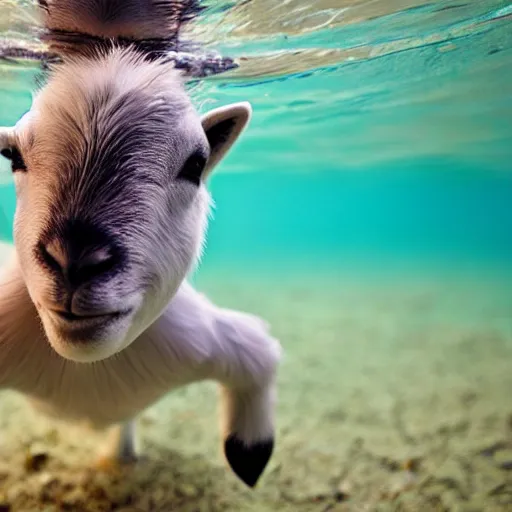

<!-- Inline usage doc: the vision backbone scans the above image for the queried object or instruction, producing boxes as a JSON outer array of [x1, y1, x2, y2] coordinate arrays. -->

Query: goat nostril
[[37, 240, 119, 286], [37, 241, 63, 273], [80, 247, 113, 268], [69, 248, 117, 286]]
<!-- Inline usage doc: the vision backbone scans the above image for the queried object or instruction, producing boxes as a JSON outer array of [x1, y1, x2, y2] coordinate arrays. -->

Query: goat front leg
[[132, 282, 281, 487], [209, 308, 281, 488]]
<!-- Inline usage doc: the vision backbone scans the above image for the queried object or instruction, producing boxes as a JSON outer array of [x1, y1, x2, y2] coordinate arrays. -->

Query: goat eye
[[176, 151, 208, 186], [1, 147, 27, 173]]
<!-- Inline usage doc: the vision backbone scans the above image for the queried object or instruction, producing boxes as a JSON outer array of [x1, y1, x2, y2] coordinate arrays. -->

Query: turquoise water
[[1, 1, 511, 276]]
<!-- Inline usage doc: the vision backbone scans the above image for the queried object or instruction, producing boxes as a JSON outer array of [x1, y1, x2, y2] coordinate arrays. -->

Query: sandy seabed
[[0, 244, 511, 511]]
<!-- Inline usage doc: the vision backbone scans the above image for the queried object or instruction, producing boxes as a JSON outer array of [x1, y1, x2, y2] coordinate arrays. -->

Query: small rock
[[24, 443, 50, 473], [176, 483, 198, 499], [402, 457, 422, 472], [333, 490, 349, 502], [337, 479, 353, 496], [38, 471, 55, 486], [24, 452, 49, 473]]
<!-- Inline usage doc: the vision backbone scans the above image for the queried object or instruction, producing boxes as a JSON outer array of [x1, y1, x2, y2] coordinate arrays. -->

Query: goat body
[[0, 0, 280, 489]]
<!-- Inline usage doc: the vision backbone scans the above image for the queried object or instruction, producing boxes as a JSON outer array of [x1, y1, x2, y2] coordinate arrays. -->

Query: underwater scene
[[0, 0, 512, 510]]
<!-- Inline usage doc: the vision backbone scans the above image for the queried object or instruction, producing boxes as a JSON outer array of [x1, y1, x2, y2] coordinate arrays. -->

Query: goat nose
[[38, 237, 118, 288]]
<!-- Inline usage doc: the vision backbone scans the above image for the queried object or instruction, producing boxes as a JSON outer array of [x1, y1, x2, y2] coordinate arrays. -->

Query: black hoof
[[224, 434, 274, 488]]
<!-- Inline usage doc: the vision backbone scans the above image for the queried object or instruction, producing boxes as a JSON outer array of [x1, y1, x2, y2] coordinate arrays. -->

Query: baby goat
[[0, 0, 280, 489]]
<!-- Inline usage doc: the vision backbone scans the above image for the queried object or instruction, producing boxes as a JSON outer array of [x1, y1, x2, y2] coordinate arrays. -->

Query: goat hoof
[[224, 434, 274, 488]]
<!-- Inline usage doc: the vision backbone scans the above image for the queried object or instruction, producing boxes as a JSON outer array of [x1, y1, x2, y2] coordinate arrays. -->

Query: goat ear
[[0, 127, 13, 151], [0, 128, 14, 168], [201, 102, 252, 179], [0, 110, 33, 153]]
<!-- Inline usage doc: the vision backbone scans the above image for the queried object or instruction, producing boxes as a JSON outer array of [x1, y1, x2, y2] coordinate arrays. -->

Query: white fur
[[0, 249, 281, 450]]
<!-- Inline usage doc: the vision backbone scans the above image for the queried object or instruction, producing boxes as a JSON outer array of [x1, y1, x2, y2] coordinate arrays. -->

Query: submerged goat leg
[[0, 253, 281, 488]]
